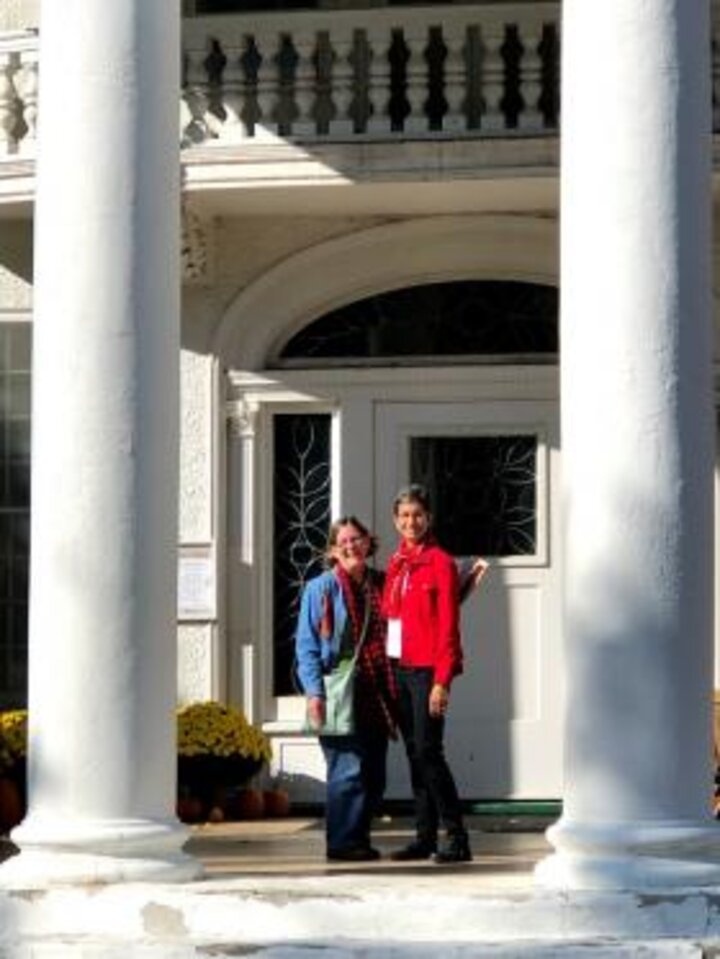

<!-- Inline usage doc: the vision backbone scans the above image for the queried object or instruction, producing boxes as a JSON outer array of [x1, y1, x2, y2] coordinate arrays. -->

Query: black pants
[[394, 665, 465, 843]]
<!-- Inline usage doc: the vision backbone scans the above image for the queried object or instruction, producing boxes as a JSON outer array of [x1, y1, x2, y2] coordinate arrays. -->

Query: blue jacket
[[295, 570, 351, 699]]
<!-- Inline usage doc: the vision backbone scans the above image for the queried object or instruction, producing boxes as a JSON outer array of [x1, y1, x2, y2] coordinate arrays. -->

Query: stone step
[[0, 938, 711, 958], [2, 877, 720, 957]]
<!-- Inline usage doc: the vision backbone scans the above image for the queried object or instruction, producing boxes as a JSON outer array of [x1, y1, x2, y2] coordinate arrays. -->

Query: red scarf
[[385, 536, 436, 618]]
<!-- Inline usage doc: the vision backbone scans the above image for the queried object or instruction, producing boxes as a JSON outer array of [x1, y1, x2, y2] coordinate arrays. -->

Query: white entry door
[[374, 400, 562, 799]]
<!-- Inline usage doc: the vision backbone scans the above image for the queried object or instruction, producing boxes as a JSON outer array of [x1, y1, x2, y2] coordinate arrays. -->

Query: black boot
[[432, 831, 472, 863], [390, 837, 437, 861]]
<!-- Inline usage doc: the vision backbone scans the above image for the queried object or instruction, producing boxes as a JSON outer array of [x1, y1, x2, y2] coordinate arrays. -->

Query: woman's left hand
[[429, 683, 449, 717]]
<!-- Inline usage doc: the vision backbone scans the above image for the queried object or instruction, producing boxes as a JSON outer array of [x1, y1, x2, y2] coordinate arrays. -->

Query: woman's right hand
[[307, 696, 326, 730]]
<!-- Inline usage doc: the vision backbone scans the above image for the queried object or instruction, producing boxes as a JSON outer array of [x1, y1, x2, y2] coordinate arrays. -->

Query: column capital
[[227, 396, 260, 439]]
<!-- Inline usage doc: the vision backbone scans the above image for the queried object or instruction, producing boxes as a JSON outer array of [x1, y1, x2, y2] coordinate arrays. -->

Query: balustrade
[[181, 4, 561, 143], [5, 4, 720, 157]]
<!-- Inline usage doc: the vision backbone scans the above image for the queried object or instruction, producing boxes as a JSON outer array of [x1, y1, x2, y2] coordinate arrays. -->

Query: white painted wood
[[537, 0, 720, 890], [374, 400, 562, 799], [1, 0, 198, 886]]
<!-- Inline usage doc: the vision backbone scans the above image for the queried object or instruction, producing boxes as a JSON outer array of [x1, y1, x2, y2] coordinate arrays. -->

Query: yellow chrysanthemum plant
[[0, 709, 28, 777], [176, 701, 272, 765]]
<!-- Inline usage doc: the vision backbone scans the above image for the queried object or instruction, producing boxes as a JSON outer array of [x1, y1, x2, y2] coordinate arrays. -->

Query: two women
[[296, 487, 478, 863]]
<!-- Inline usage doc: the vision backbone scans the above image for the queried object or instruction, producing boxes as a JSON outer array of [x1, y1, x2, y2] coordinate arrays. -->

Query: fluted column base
[[536, 818, 720, 891], [0, 816, 201, 888]]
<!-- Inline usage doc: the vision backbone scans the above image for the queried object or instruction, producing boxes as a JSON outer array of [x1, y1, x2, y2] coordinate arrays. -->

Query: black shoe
[[326, 845, 381, 862], [432, 833, 472, 863], [389, 839, 437, 862]]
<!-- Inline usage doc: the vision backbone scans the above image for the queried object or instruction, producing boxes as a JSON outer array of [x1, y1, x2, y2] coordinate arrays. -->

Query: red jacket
[[382, 539, 463, 688]]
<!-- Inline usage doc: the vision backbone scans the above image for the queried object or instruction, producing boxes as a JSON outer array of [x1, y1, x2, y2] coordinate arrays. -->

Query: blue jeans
[[394, 665, 465, 844], [320, 727, 388, 853]]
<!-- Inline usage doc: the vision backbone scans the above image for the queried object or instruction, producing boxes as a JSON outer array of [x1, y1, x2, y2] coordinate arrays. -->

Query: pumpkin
[[230, 787, 265, 820], [263, 788, 291, 818], [176, 796, 204, 823]]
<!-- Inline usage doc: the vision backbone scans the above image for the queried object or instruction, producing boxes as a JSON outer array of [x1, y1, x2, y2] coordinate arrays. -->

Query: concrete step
[[0, 938, 712, 958]]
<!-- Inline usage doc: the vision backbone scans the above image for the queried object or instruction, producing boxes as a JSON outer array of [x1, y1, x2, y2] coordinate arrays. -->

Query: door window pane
[[273, 413, 331, 695], [410, 434, 537, 557]]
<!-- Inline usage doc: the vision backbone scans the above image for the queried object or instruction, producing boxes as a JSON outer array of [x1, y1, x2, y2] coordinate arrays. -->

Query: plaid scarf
[[334, 565, 398, 737]]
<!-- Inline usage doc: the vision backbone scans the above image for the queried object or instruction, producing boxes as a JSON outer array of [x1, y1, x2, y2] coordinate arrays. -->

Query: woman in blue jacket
[[295, 516, 397, 861]]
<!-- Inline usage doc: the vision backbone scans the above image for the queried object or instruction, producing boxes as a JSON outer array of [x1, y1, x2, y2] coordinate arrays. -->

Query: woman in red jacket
[[382, 484, 471, 863]]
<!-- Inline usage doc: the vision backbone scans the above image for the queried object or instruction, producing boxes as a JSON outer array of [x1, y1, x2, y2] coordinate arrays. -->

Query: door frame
[[226, 364, 559, 719]]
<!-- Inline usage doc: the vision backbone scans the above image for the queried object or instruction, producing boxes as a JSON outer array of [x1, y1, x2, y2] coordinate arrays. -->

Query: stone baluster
[[0, 52, 18, 156], [518, 19, 543, 132], [293, 29, 318, 137], [16, 48, 38, 154], [480, 21, 506, 132], [255, 30, 280, 139], [329, 27, 355, 136], [404, 24, 430, 134], [221, 45, 250, 141], [182, 46, 213, 143], [442, 24, 467, 133], [366, 25, 392, 135]]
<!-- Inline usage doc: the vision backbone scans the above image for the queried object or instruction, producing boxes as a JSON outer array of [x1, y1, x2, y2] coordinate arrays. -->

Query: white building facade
[[0, 0, 719, 892]]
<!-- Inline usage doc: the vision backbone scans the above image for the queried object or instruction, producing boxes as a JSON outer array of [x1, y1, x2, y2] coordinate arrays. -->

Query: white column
[[1, 0, 200, 885], [537, 0, 720, 890]]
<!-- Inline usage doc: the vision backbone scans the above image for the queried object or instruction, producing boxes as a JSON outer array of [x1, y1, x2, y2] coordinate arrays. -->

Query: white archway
[[213, 214, 559, 368]]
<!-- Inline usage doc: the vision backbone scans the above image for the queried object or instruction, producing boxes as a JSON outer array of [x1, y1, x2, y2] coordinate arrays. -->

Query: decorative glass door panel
[[410, 435, 537, 557], [273, 413, 331, 696]]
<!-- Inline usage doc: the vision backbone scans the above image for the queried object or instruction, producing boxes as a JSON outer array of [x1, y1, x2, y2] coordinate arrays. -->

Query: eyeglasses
[[335, 535, 367, 548]]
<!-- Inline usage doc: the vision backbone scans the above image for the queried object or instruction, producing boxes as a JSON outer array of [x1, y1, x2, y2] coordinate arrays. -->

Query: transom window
[[276, 281, 558, 366]]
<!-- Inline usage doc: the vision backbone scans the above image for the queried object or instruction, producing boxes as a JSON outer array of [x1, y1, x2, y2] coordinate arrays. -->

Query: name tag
[[386, 618, 402, 658]]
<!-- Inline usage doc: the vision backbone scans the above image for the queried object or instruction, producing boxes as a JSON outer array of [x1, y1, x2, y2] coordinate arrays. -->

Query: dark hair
[[324, 515, 379, 566], [392, 483, 432, 516]]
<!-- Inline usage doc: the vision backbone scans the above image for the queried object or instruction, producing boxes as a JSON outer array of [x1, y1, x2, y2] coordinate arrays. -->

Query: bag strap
[[349, 581, 373, 666]]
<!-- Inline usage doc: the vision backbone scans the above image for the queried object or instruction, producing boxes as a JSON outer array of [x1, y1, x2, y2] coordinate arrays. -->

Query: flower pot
[[0, 777, 23, 833]]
